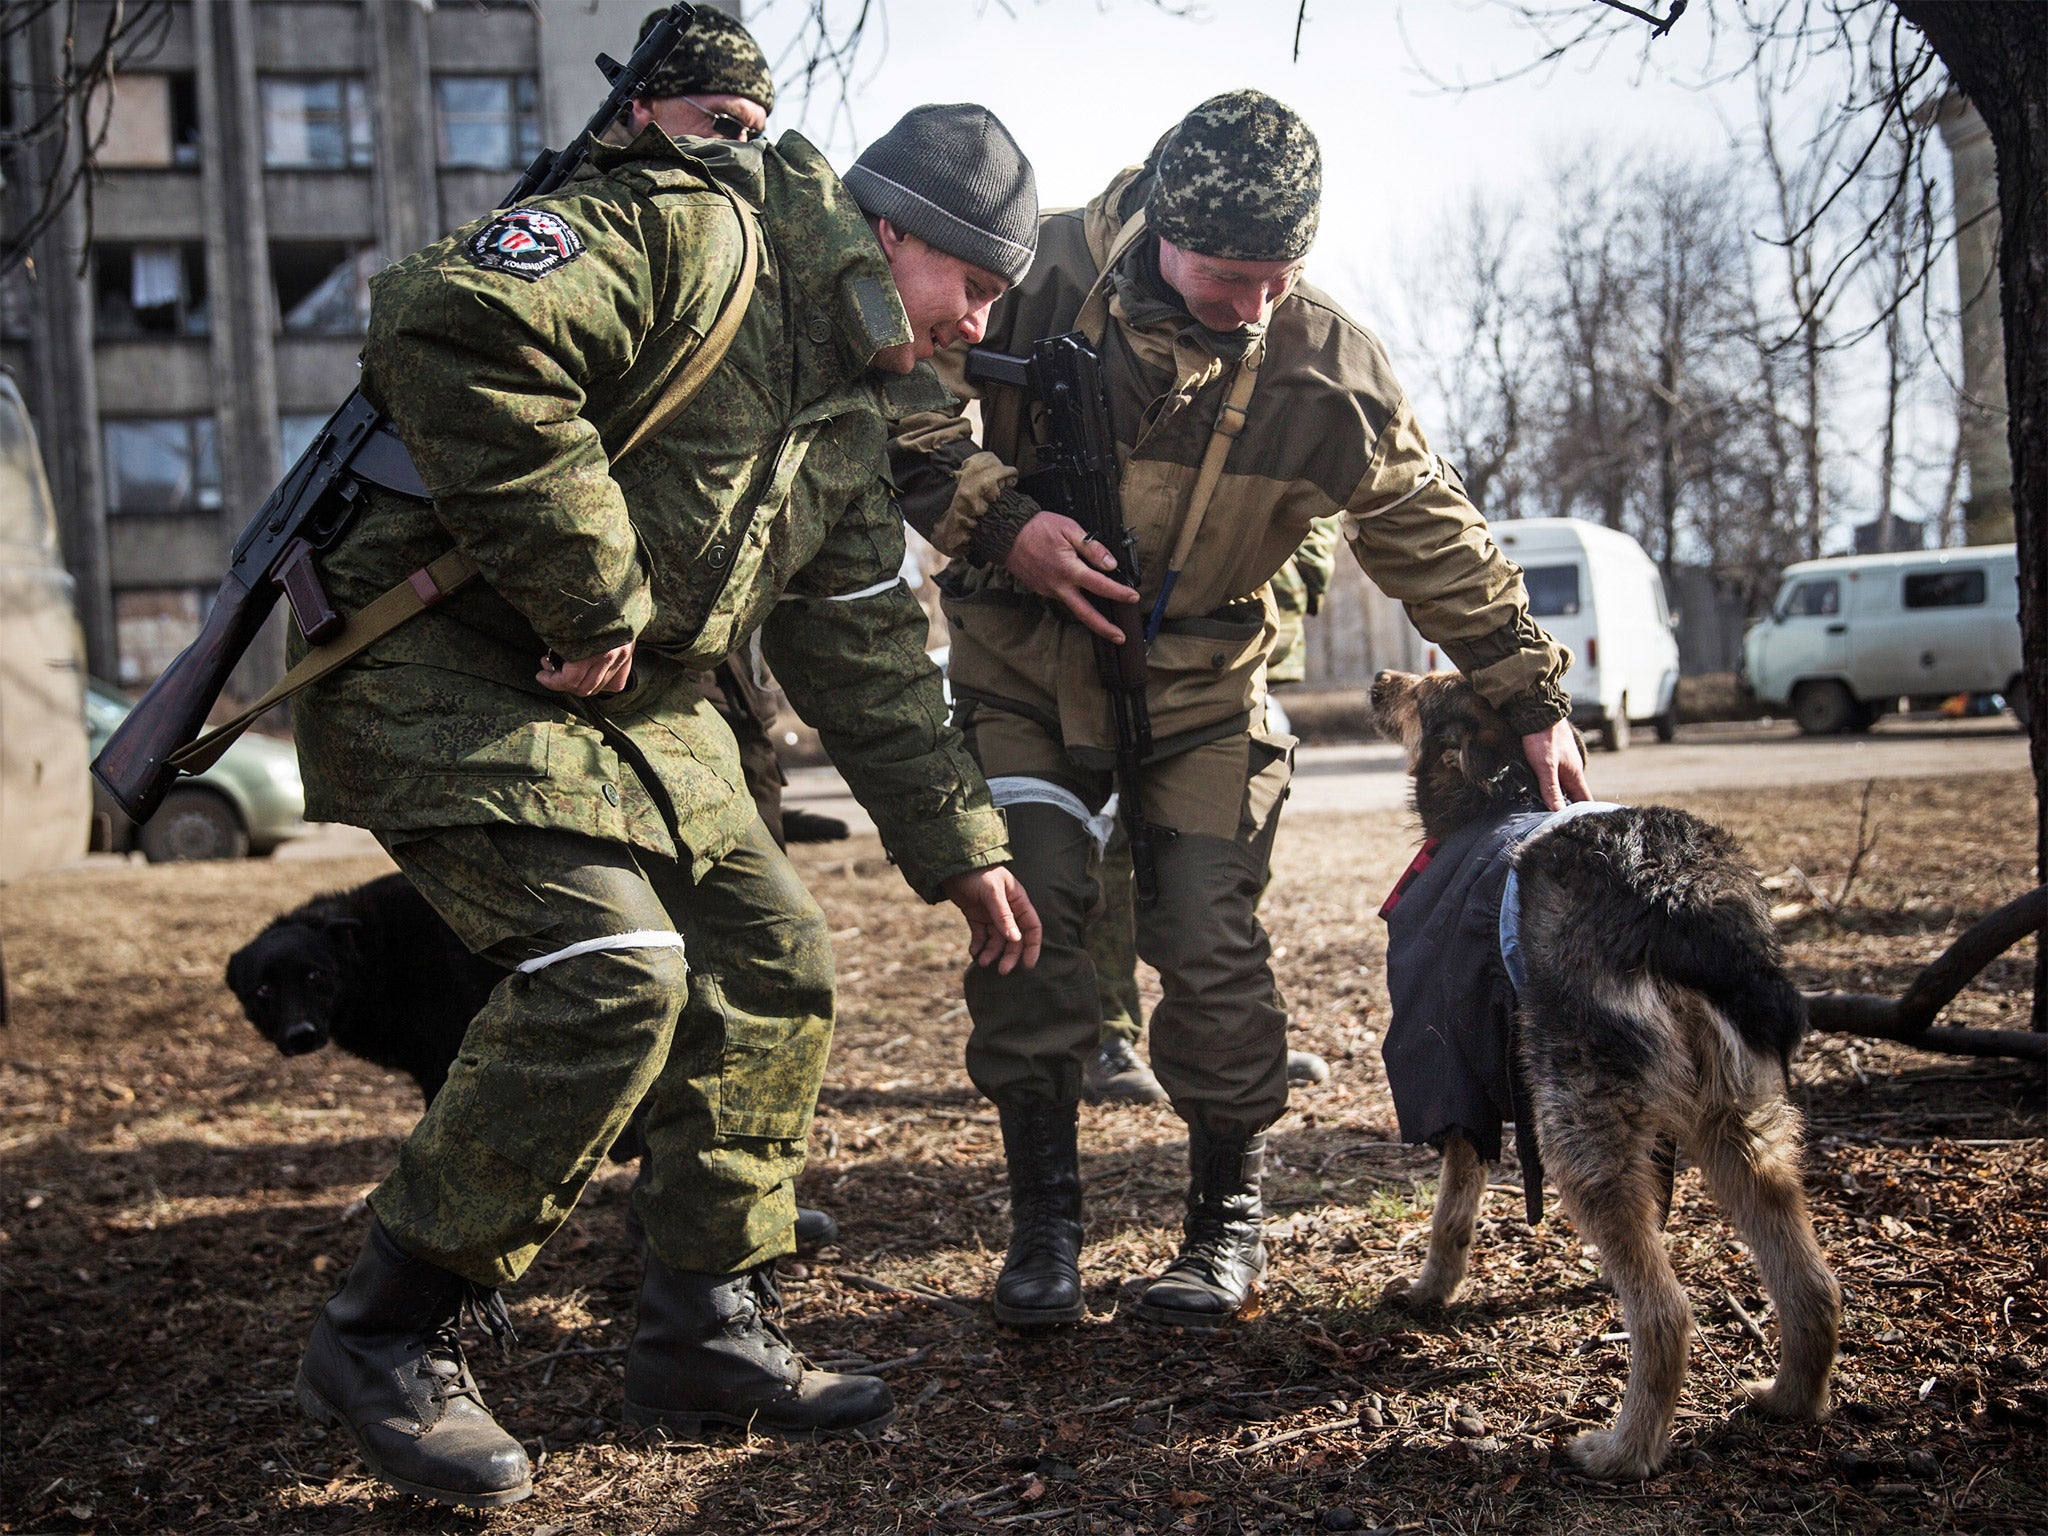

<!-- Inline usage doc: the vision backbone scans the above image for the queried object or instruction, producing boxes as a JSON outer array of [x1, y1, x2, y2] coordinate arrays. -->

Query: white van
[[1491, 518, 1681, 751], [1741, 546, 2022, 735]]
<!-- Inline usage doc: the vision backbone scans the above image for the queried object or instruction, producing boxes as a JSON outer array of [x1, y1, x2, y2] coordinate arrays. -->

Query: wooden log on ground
[[1803, 887, 2046, 1061]]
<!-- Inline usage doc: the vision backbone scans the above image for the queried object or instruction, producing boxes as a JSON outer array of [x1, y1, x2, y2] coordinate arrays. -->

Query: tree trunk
[[1891, 4, 2048, 1034]]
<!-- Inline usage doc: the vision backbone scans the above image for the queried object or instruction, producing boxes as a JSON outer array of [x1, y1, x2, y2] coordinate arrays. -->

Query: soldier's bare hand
[[1005, 512, 1139, 644], [941, 866, 1043, 974], [1521, 719, 1590, 811], [538, 640, 637, 697]]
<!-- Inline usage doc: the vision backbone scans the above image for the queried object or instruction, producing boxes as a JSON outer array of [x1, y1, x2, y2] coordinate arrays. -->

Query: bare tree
[[1, 0, 175, 274], [1390, 194, 1539, 519]]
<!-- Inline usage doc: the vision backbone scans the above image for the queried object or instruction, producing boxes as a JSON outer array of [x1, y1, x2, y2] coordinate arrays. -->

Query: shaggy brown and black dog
[[1368, 669, 1840, 1481]]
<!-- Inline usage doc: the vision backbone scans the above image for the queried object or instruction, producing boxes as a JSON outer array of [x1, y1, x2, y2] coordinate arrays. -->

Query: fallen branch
[[1803, 886, 2046, 1060], [1722, 1287, 1772, 1353], [1232, 1415, 1360, 1455]]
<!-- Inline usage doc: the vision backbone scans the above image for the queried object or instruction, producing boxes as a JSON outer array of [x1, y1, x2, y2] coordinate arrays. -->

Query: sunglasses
[[685, 98, 763, 142]]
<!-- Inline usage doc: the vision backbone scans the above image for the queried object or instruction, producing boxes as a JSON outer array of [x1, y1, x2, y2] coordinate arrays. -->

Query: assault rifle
[[965, 332, 1165, 905], [91, 2, 700, 826]]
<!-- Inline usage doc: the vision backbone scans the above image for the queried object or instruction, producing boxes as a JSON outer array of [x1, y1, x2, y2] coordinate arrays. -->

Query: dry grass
[[1, 772, 2043, 1535]]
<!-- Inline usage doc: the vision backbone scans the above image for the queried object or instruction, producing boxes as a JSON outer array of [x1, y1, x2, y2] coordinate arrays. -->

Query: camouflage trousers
[[962, 710, 1293, 1136], [1087, 831, 1142, 1045], [369, 820, 833, 1288]]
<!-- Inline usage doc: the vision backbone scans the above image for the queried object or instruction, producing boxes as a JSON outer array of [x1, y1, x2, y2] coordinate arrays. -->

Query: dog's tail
[[1522, 809, 1807, 1071], [1646, 919, 1808, 1074]]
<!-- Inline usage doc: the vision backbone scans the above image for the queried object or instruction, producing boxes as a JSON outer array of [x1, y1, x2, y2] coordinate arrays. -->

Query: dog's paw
[[1381, 1274, 1452, 1311], [1564, 1429, 1663, 1483], [1740, 1377, 1831, 1422]]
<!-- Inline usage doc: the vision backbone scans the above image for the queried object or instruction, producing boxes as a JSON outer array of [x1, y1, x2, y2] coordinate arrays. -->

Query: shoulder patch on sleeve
[[464, 209, 586, 282]]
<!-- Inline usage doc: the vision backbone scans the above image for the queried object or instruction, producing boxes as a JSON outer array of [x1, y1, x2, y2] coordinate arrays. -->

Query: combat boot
[[1082, 1037, 1168, 1105], [1133, 1129, 1267, 1329], [992, 1101, 1085, 1326], [294, 1218, 531, 1509], [623, 1257, 894, 1440]]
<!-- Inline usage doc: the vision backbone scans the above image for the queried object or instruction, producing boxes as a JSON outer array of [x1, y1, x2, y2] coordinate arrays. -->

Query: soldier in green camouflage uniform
[[290, 82, 1044, 1507], [891, 91, 1587, 1334]]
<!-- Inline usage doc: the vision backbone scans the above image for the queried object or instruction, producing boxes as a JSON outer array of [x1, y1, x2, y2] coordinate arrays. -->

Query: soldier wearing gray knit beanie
[[844, 104, 1039, 285]]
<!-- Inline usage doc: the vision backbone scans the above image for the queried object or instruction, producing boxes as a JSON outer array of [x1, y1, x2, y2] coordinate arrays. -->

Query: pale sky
[[742, 0, 1818, 311], [731, 0, 1962, 546]]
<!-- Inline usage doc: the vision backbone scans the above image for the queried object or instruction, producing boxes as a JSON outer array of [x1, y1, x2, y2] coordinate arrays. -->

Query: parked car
[[0, 372, 90, 886], [85, 682, 312, 860], [1492, 518, 1682, 751], [1741, 545, 2022, 735]]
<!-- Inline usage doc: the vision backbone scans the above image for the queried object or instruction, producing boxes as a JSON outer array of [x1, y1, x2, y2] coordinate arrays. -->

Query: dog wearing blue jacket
[[1368, 670, 1839, 1481]]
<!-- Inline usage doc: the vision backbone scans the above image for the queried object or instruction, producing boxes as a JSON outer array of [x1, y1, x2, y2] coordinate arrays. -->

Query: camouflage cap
[[636, 8, 775, 113], [1145, 90, 1321, 262]]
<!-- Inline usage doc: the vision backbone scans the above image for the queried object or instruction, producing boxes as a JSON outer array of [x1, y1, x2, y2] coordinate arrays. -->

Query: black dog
[[227, 875, 841, 1248], [226, 873, 502, 1104]]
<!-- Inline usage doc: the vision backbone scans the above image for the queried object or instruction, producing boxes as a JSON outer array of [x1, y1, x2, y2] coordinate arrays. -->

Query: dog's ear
[[1457, 731, 1517, 792]]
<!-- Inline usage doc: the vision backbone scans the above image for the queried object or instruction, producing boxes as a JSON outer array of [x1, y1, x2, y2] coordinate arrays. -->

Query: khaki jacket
[[293, 129, 1006, 897], [891, 165, 1570, 762]]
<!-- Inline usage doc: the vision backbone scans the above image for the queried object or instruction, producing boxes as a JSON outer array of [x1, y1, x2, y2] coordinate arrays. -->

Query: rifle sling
[[1144, 341, 1262, 642], [168, 179, 760, 779]]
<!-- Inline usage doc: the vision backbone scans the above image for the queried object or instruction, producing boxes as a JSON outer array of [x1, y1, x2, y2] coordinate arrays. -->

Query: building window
[[1902, 568, 1988, 609], [273, 242, 378, 334], [115, 588, 209, 687], [91, 72, 202, 168], [260, 77, 373, 170], [278, 412, 330, 467], [103, 417, 221, 514], [434, 75, 540, 169], [93, 244, 210, 338]]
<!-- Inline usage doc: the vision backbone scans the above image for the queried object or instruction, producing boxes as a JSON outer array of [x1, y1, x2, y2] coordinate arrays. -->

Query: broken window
[[260, 76, 373, 169], [272, 242, 378, 334], [93, 244, 210, 338], [91, 72, 201, 167], [433, 75, 540, 169]]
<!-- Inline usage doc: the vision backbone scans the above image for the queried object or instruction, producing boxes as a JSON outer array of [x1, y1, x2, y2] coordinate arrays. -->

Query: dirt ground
[[2, 771, 2044, 1536]]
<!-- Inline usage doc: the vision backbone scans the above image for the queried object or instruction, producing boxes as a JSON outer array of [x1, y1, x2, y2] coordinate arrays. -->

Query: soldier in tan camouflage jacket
[[288, 93, 1043, 1506], [889, 91, 1587, 1334]]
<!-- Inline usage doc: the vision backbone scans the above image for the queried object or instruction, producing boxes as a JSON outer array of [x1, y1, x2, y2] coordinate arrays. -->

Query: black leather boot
[[793, 1206, 840, 1251], [1134, 1128, 1267, 1329], [295, 1218, 531, 1508], [622, 1257, 894, 1440], [992, 1101, 1085, 1326]]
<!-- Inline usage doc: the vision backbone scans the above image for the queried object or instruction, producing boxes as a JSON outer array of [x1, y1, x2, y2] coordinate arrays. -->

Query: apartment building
[[1, 0, 737, 696]]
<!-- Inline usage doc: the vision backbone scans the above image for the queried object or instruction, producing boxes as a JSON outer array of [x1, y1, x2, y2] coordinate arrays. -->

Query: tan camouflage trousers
[[369, 820, 833, 1288], [962, 711, 1293, 1136]]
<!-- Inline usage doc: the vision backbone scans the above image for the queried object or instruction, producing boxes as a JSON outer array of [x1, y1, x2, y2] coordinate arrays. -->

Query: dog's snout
[[279, 1022, 325, 1056]]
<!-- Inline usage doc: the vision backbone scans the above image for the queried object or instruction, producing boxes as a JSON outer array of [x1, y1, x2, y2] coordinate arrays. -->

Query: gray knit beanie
[[843, 104, 1038, 283]]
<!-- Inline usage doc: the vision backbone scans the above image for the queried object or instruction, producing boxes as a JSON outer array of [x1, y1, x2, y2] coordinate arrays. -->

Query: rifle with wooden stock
[[91, 1, 700, 826], [965, 332, 1166, 906]]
